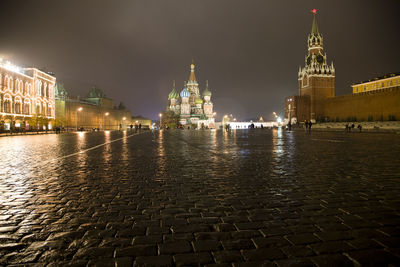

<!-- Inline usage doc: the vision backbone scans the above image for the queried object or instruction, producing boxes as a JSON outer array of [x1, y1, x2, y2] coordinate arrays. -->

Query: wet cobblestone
[[0, 129, 400, 266]]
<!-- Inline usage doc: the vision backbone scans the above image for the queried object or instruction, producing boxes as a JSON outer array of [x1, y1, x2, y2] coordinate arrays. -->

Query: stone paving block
[[231, 230, 262, 239], [87, 258, 116, 267], [221, 216, 250, 224], [134, 255, 173, 266], [132, 235, 162, 245], [310, 254, 354, 267], [212, 250, 243, 263], [221, 239, 255, 250], [314, 230, 352, 242], [373, 237, 400, 248], [159, 241, 192, 254], [252, 236, 290, 248], [26, 240, 67, 250], [274, 258, 316, 267], [195, 232, 231, 241], [284, 233, 321, 245], [242, 248, 286, 261], [189, 217, 220, 224], [310, 241, 354, 255], [171, 224, 212, 233], [114, 245, 158, 257], [146, 226, 170, 235], [233, 261, 275, 267], [213, 223, 236, 232], [163, 233, 194, 242], [281, 245, 315, 257], [173, 252, 213, 265], [0, 243, 25, 251], [73, 247, 114, 259], [98, 237, 130, 248], [234, 222, 266, 231], [192, 240, 222, 252], [260, 227, 291, 237], [344, 249, 400, 266]]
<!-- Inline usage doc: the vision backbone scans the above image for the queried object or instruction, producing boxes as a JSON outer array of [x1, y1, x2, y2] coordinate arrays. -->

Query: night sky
[[1, 1, 399, 121]]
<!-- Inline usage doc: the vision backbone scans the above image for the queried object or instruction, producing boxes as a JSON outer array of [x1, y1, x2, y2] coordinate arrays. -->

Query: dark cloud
[[1, 0, 399, 120]]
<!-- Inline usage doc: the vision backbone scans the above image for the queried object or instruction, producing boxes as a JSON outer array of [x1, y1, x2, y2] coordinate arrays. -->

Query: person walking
[[288, 121, 292, 132], [308, 121, 312, 133], [305, 120, 309, 133]]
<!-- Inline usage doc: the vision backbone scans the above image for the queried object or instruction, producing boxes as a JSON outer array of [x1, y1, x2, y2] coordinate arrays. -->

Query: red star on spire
[[312, 9, 317, 14]]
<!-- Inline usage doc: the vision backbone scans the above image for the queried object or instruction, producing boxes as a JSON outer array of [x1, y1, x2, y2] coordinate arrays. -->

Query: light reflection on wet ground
[[0, 129, 400, 265]]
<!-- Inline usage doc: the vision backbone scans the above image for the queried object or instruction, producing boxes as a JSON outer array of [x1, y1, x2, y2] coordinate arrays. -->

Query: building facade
[[167, 62, 215, 128], [285, 12, 400, 123], [352, 73, 400, 94], [0, 60, 56, 131], [55, 85, 132, 130]]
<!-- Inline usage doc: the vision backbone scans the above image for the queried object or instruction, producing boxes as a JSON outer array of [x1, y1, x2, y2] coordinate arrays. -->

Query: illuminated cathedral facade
[[167, 62, 215, 128]]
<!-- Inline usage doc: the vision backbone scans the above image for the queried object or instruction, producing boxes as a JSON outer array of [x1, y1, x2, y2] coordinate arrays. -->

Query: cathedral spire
[[311, 9, 319, 35], [189, 61, 196, 82]]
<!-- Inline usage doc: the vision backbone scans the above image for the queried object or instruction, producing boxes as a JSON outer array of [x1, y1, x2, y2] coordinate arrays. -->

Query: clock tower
[[298, 10, 335, 121]]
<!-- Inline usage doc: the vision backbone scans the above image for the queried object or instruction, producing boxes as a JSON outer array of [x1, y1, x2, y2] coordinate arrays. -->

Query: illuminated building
[[167, 62, 215, 128], [0, 59, 56, 131], [297, 9, 335, 121], [285, 11, 400, 123], [352, 73, 400, 94], [55, 85, 133, 130]]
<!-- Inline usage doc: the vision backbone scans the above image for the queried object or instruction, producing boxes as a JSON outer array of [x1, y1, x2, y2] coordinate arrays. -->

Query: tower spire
[[311, 9, 319, 35]]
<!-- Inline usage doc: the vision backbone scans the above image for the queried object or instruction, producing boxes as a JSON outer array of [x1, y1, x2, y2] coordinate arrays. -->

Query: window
[[4, 100, 11, 113], [24, 103, 30, 114], [15, 102, 21, 114]]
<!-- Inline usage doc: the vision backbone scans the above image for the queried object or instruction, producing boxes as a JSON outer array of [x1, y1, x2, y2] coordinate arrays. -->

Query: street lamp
[[121, 117, 126, 131], [103, 112, 109, 130], [76, 107, 82, 131], [159, 113, 162, 130]]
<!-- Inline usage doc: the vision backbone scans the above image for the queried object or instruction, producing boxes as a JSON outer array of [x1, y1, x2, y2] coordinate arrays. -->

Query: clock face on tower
[[317, 55, 324, 64]]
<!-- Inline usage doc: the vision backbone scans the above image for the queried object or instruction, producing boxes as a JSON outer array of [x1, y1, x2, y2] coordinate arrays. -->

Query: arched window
[[15, 102, 21, 114], [6, 77, 11, 90], [24, 99, 30, 114], [3, 95, 12, 113], [47, 104, 52, 116], [44, 83, 48, 97], [35, 100, 41, 114], [41, 82, 44, 96]]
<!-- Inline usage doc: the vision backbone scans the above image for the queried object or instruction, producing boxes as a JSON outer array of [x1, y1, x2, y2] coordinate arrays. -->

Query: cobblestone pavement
[[0, 129, 400, 266]]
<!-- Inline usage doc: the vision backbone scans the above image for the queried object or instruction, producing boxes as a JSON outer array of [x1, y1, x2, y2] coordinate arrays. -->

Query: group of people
[[345, 123, 362, 132], [304, 120, 312, 133]]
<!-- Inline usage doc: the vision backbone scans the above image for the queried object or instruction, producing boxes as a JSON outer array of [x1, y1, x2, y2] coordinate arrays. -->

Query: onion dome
[[168, 81, 179, 100], [180, 86, 190, 98], [202, 80, 212, 97], [195, 96, 203, 104]]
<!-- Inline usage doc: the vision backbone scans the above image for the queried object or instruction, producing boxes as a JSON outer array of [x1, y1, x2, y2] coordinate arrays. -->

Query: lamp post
[[103, 112, 109, 130], [121, 117, 126, 131], [76, 107, 82, 131], [159, 113, 162, 130]]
